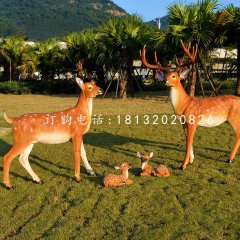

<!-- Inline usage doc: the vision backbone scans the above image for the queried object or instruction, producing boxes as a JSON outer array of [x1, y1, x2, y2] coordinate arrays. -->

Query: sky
[[112, 0, 240, 22]]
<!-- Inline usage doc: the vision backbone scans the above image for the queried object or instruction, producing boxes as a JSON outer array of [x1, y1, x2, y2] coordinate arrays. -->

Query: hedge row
[[0, 80, 78, 94], [0, 79, 236, 95]]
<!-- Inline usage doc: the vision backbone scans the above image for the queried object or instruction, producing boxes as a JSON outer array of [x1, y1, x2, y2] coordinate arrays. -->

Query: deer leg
[[81, 142, 96, 176], [3, 143, 29, 189], [72, 135, 83, 182], [228, 120, 240, 163], [114, 182, 126, 187], [181, 123, 197, 170], [228, 137, 240, 163], [19, 144, 42, 183], [125, 179, 133, 185], [140, 171, 150, 176], [182, 124, 194, 163]]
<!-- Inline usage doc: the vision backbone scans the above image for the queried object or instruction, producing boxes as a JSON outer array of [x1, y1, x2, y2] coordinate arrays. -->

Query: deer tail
[[3, 110, 14, 124]]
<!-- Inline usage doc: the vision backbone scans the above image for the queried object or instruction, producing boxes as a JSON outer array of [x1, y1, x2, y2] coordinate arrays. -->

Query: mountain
[[0, 0, 127, 40], [147, 15, 169, 30]]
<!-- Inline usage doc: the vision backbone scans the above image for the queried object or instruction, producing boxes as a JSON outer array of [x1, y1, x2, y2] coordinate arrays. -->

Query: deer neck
[[141, 162, 148, 170], [75, 93, 93, 117], [121, 170, 129, 180], [142, 162, 153, 172], [170, 83, 191, 115]]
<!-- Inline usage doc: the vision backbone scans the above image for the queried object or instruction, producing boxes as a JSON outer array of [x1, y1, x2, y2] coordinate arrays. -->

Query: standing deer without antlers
[[142, 40, 240, 170], [3, 78, 102, 189], [103, 161, 133, 187]]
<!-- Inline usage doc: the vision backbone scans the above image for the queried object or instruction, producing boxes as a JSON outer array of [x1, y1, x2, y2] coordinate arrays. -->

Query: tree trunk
[[196, 62, 205, 98], [9, 60, 12, 82], [119, 70, 128, 99], [234, 42, 240, 96], [76, 60, 84, 79], [154, 69, 158, 83], [189, 64, 197, 97], [199, 57, 219, 96]]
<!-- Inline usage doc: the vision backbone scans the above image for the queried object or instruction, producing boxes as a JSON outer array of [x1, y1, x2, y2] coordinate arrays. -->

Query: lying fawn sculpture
[[3, 78, 102, 189], [103, 161, 133, 187], [141, 40, 240, 170], [137, 152, 170, 177]]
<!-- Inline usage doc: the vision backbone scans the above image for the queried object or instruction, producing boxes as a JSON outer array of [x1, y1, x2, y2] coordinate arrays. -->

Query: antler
[[176, 40, 198, 70], [141, 45, 169, 71]]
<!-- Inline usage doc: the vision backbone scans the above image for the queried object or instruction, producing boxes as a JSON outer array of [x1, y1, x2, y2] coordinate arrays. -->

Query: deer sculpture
[[103, 161, 133, 187], [3, 78, 102, 189], [141, 40, 240, 170], [137, 152, 170, 177]]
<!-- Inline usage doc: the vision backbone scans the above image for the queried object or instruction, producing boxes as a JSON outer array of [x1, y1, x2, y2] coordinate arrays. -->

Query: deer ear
[[179, 69, 190, 80], [76, 77, 84, 88], [137, 152, 142, 158], [114, 166, 120, 170], [149, 152, 154, 158]]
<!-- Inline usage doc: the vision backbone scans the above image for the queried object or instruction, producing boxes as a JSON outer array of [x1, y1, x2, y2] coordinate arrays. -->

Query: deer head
[[76, 77, 103, 98], [136, 152, 154, 163], [114, 161, 131, 171], [141, 40, 198, 87]]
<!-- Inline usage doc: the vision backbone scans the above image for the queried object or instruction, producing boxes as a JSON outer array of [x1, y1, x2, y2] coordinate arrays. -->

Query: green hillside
[[0, 0, 127, 40]]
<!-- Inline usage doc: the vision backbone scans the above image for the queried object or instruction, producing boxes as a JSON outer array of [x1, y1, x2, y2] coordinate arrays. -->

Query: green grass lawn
[[0, 93, 240, 240]]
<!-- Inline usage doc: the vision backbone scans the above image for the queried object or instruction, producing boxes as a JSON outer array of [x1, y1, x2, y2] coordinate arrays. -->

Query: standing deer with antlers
[[141, 40, 240, 170], [3, 78, 102, 189]]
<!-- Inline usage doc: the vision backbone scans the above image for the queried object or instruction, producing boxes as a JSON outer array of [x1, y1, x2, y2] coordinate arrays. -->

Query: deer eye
[[172, 75, 176, 78], [88, 86, 92, 90]]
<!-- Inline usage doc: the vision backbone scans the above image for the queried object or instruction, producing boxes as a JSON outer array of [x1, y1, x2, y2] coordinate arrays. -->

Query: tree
[[65, 30, 99, 80], [17, 45, 39, 79], [166, 0, 218, 96], [97, 15, 153, 98], [35, 39, 66, 80], [217, 5, 240, 95], [0, 35, 25, 81]]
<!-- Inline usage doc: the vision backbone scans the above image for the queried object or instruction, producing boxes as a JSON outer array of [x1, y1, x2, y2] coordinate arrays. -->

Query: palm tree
[[217, 4, 240, 95], [97, 15, 153, 98], [65, 30, 98, 79], [0, 36, 25, 81], [35, 39, 66, 80], [166, 0, 218, 96], [17, 45, 39, 79]]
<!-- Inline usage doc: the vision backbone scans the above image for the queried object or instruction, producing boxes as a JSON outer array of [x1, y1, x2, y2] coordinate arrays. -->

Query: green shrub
[[0, 80, 77, 94], [202, 80, 236, 90], [0, 81, 31, 94], [147, 82, 168, 91]]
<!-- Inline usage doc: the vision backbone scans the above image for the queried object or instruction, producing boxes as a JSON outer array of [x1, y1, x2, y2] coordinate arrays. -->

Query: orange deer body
[[141, 40, 240, 170], [137, 152, 170, 177], [103, 161, 133, 187], [166, 72, 240, 169], [3, 78, 102, 189]]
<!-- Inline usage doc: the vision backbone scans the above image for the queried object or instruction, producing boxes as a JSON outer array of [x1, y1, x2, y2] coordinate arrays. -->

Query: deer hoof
[[6, 185, 15, 190], [179, 166, 186, 170], [227, 160, 233, 164], [33, 180, 43, 184], [75, 177, 82, 183], [87, 170, 97, 177]]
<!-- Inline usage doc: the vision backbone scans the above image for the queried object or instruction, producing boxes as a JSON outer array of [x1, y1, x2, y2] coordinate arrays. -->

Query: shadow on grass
[[84, 131, 184, 156], [29, 156, 71, 180], [0, 166, 32, 189], [84, 131, 231, 160], [0, 139, 12, 156], [0, 131, 233, 188]]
